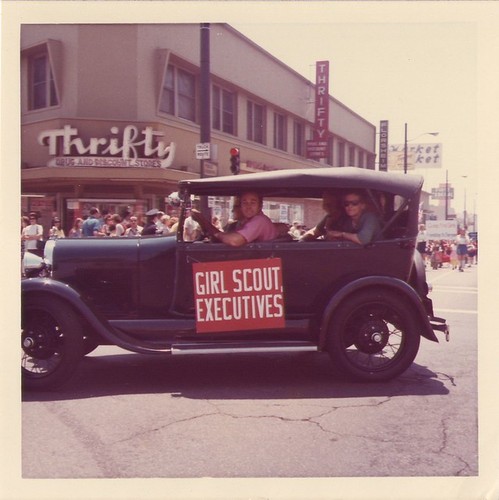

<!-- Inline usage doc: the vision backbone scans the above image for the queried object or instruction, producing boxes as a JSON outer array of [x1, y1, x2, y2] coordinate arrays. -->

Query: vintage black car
[[22, 167, 449, 390]]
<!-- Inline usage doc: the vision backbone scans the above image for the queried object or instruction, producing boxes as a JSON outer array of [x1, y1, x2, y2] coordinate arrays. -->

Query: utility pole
[[403, 123, 408, 174], [445, 170, 449, 220]]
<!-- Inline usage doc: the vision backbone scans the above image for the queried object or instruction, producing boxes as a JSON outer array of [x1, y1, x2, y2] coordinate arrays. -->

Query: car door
[[173, 240, 276, 317]]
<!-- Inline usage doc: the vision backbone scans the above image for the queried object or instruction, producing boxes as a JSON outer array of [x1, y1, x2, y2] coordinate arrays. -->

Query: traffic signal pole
[[199, 23, 211, 218]]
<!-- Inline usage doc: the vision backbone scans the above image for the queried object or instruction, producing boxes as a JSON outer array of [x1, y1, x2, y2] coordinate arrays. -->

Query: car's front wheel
[[327, 289, 421, 381], [22, 296, 85, 390]]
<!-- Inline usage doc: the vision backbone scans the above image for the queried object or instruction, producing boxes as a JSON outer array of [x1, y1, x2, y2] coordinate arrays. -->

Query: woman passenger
[[327, 190, 381, 245]]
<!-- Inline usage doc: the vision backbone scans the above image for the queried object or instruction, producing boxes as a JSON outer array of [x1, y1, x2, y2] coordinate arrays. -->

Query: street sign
[[195, 143, 211, 160], [431, 187, 454, 200], [426, 220, 457, 240]]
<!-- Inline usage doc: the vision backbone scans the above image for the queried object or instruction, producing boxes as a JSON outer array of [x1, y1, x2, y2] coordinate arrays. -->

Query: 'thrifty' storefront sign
[[192, 258, 285, 333], [39, 124, 176, 168]]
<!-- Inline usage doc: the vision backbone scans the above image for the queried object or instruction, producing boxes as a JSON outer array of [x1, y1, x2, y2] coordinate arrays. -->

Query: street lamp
[[403, 123, 439, 174]]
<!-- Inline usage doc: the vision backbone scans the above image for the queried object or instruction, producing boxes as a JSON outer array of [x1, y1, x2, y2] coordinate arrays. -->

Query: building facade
[[21, 23, 376, 234]]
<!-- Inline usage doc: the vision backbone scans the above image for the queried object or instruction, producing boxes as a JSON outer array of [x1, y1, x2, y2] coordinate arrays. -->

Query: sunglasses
[[343, 200, 361, 207]]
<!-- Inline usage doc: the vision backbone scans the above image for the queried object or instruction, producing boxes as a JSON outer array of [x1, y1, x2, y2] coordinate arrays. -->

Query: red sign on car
[[192, 258, 285, 333]]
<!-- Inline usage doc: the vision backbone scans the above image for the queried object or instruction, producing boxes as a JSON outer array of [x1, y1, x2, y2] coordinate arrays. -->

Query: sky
[[232, 20, 477, 218]]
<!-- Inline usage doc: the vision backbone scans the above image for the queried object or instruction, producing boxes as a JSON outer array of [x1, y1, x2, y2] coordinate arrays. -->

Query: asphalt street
[[17, 263, 486, 499]]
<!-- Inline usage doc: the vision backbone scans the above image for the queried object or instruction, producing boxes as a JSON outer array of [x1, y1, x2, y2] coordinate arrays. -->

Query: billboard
[[388, 143, 442, 170]]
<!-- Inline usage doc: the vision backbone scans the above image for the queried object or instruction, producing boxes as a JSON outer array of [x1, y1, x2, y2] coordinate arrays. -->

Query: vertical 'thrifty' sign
[[314, 61, 330, 141], [192, 258, 285, 333]]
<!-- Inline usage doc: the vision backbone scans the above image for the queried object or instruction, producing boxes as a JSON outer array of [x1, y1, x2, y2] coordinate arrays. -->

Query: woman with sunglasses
[[327, 190, 381, 245]]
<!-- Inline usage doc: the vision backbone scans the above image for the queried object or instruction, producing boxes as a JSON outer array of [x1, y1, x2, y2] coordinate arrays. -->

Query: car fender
[[318, 275, 438, 349], [22, 278, 171, 355], [410, 249, 430, 297]]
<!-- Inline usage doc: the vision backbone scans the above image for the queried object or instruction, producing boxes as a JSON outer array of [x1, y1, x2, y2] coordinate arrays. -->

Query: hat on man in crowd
[[146, 208, 159, 217]]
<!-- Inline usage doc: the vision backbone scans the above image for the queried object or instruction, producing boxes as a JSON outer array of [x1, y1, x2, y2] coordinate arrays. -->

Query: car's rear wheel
[[327, 289, 421, 381], [22, 296, 85, 390]]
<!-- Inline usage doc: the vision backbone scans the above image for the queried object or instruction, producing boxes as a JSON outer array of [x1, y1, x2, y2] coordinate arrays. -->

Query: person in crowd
[[183, 209, 202, 241], [192, 191, 277, 247], [120, 208, 132, 230], [124, 216, 143, 237], [416, 224, 428, 263], [455, 228, 470, 272], [108, 214, 125, 237], [429, 241, 443, 270], [142, 208, 160, 236], [300, 191, 344, 241], [211, 216, 222, 232], [49, 217, 66, 239], [155, 211, 167, 233], [168, 216, 179, 234], [289, 221, 304, 240], [467, 241, 477, 266], [223, 197, 244, 232], [326, 190, 381, 245], [449, 243, 459, 270], [21, 215, 30, 274], [82, 207, 105, 237], [100, 213, 113, 236], [68, 218, 83, 238], [160, 214, 171, 235], [22, 212, 44, 256]]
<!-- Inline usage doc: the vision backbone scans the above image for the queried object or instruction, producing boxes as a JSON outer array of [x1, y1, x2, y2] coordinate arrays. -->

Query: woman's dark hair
[[342, 189, 366, 202]]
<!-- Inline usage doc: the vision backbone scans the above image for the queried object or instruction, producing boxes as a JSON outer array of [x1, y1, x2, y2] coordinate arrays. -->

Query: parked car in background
[[22, 167, 449, 390]]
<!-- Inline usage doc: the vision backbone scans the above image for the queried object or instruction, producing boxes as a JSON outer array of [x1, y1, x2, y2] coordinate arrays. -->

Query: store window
[[349, 145, 356, 166], [273, 112, 287, 152], [247, 100, 265, 145], [212, 85, 236, 135], [293, 121, 304, 156], [338, 142, 345, 167], [358, 150, 365, 168], [263, 199, 303, 225], [367, 153, 376, 169], [160, 65, 196, 122], [28, 53, 59, 110]]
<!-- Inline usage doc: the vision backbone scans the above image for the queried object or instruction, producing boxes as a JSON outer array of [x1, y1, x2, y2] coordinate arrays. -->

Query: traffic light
[[230, 147, 240, 175]]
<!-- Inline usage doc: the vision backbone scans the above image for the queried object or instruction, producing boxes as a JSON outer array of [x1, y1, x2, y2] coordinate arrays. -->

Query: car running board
[[170, 340, 319, 355]]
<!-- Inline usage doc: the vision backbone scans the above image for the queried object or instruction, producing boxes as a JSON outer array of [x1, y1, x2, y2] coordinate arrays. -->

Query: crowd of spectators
[[21, 209, 179, 255], [417, 226, 477, 272]]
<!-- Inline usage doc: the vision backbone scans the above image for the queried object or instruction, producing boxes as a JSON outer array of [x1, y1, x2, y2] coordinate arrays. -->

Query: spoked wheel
[[327, 289, 421, 381], [22, 297, 85, 390]]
